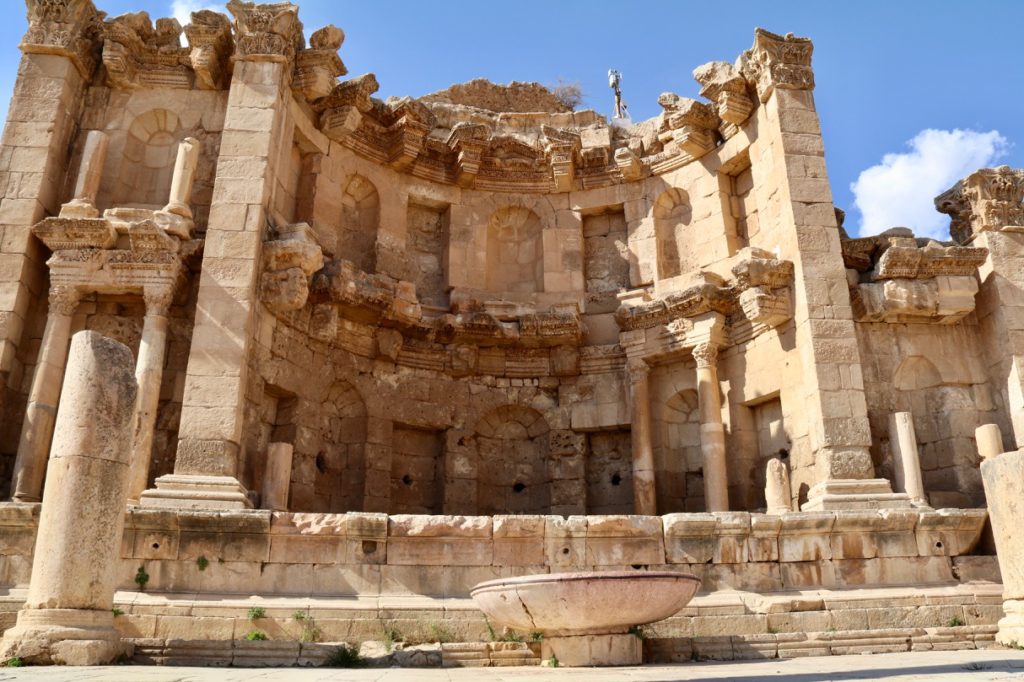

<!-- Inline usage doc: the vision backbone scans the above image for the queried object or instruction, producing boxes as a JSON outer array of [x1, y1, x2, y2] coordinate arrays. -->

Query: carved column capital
[[143, 286, 174, 316], [626, 356, 650, 381], [936, 166, 1024, 244], [739, 28, 814, 103], [48, 285, 81, 316], [691, 342, 719, 369], [184, 10, 234, 90], [22, 0, 103, 80], [227, 0, 304, 66]]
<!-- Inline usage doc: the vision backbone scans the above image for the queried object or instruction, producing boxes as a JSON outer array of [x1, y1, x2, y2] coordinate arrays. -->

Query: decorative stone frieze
[[542, 125, 582, 193], [739, 28, 814, 102], [447, 123, 490, 188], [313, 72, 379, 141], [22, 0, 103, 79], [183, 10, 233, 89], [936, 166, 1024, 244], [693, 61, 754, 126], [226, 0, 303, 64], [657, 93, 719, 158]]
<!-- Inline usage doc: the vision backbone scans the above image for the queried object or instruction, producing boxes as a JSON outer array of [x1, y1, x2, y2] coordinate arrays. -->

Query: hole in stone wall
[[610, 473, 622, 486], [512, 482, 526, 493], [777, 448, 790, 460], [362, 541, 377, 555], [152, 543, 160, 550], [402, 474, 413, 486], [935, 541, 944, 550], [315, 452, 327, 474], [562, 547, 570, 555]]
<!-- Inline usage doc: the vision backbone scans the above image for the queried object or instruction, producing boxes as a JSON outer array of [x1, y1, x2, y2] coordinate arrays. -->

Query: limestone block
[[778, 513, 835, 562], [387, 515, 493, 566], [584, 515, 664, 566], [493, 516, 545, 566], [542, 633, 640, 667], [711, 513, 751, 564], [545, 516, 587, 569], [663, 513, 717, 564], [747, 515, 781, 562]]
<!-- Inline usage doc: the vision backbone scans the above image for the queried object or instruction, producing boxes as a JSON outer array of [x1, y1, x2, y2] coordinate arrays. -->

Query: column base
[[801, 479, 915, 511], [997, 600, 1024, 648], [541, 633, 641, 667], [0, 608, 130, 666], [139, 474, 251, 510]]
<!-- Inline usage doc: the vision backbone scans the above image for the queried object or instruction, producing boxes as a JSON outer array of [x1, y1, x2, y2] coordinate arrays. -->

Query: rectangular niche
[[586, 430, 633, 515], [720, 151, 758, 250], [406, 199, 451, 309], [582, 205, 629, 345], [390, 424, 444, 514]]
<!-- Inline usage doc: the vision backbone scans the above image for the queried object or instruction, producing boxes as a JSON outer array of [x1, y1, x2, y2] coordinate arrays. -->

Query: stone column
[[693, 342, 729, 512], [765, 457, 792, 514], [59, 130, 108, 218], [981, 450, 1024, 647], [889, 412, 927, 505], [0, 331, 137, 665], [141, 2, 304, 510], [126, 286, 174, 503], [162, 137, 200, 219], [627, 358, 657, 515], [0, 1, 100, 417], [261, 442, 293, 511], [976, 423, 1006, 461], [10, 285, 81, 502]]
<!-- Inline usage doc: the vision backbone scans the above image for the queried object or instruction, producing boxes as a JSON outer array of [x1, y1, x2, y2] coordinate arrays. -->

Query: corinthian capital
[[691, 342, 719, 369], [739, 28, 814, 103], [227, 0, 303, 65], [48, 285, 81, 315], [936, 166, 1024, 244], [22, 0, 103, 79], [143, 286, 174, 316]]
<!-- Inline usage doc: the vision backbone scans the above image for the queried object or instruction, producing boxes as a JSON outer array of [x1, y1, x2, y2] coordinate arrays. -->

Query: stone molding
[[936, 166, 1024, 244], [739, 28, 815, 102], [226, 0, 303, 65], [22, 0, 103, 79]]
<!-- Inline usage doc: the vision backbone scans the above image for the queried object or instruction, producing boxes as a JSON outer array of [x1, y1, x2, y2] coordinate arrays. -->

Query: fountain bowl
[[471, 570, 700, 666]]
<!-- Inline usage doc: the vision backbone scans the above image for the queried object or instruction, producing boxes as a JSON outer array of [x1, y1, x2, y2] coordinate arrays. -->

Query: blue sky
[[2, 1, 1021, 240]]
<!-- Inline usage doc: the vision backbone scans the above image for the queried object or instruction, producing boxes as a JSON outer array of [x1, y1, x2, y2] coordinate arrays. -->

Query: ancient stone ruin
[[0, 0, 1021, 668]]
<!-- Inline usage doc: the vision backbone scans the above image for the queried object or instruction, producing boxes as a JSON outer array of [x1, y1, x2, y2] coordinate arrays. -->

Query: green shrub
[[244, 630, 268, 641], [323, 643, 366, 668], [133, 566, 149, 590], [247, 606, 266, 621], [196, 556, 209, 571]]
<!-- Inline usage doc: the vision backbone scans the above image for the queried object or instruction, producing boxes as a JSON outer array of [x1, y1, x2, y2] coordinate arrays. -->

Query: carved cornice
[[226, 0, 303, 65], [936, 166, 1024, 244], [739, 28, 814, 103], [658, 93, 720, 158], [22, 0, 104, 80], [101, 12, 190, 89], [693, 61, 754, 126], [841, 231, 987, 280]]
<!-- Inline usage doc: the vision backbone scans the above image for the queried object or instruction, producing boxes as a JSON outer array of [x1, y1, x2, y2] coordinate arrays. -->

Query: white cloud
[[850, 129, 1009, 240]]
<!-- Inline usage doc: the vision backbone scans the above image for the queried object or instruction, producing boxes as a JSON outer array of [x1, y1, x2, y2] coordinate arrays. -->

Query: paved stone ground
[[3, 650, 1024, 681]]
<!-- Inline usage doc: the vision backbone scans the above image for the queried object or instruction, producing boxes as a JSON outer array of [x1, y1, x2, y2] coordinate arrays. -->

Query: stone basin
[[471, 570, 700, 666]]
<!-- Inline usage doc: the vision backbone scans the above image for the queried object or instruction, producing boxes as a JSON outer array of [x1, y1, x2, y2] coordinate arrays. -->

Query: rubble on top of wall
[[842, 228, 988, 324]]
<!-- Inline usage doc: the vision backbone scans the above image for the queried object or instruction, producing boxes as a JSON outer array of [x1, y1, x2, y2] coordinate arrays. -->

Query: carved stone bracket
[[260, 222, 324, 314], [184, 10, 233, 90], [447, 123, 490, 188], [739, 28, 814, 102], [293, 24, 346, 102], [313, 73, 379, 142], [22, 0, 103, 80], [936, 166, 1024, 244], [542, 126, 582, 193], [226, 0, 303, 65], [383, 98, 434, 171], [693, 61, 754, 126], [658, 93, 720, 158]]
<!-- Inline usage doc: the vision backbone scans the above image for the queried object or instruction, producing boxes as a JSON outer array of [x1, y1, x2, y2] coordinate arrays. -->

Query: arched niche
[[339, 174, 380, 273], [654, 188, 693, 280], [108, 108, 184, 208], [475, 405, 551, 514], [655, 388, 703, 512], [485, 206, 544, 295]]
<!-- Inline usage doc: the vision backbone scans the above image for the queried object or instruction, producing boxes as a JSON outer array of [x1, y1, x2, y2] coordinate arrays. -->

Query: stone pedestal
[[889, 412, 927, 506], [261, 442, 293, 511], [693, 343, 728, 512], [627, 359, 657, 515], [765, 457, 792, 514], [9, 286, 81, 502], [976, 423, 1006, 461], [981, 449, 1024, 647], [542, 634, 641, 667], [0, 331, 138, 665], [802, 479, 912, 511]]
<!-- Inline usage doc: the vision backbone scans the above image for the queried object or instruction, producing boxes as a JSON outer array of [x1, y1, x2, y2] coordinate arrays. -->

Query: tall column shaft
[[693, 343, 728, 512], [10, 286, 79, 502], [628, 359, 657, 515], [889, 412, 926, 504], [126, 288, 172, 503], [0, 330, 137, 665]]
